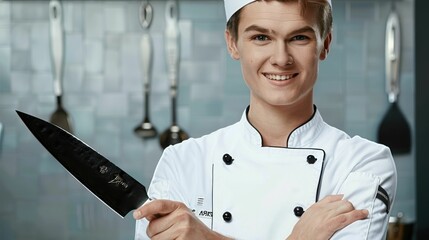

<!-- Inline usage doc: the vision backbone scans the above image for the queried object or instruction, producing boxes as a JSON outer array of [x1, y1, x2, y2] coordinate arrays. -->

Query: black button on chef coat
[[223, 154, 234, 165], [223, 211, 232, 222], [307, 155, 317, 164], [294, 206, 304, 217]]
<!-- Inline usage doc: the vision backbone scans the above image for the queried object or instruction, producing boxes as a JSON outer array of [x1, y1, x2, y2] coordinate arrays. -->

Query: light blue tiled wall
[[0, 0, 415, 239]]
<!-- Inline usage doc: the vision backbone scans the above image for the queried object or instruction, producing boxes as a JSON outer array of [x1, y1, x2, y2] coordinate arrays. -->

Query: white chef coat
[[135, 106, 397, 240]]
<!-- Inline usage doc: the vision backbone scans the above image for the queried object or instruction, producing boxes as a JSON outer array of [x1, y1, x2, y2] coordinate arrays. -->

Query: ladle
[[159, 0, 189, 149], [134, 1, 158, 138]]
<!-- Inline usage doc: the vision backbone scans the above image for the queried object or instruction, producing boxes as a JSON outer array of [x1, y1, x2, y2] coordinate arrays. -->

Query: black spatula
[[377, 7, 411, 154]]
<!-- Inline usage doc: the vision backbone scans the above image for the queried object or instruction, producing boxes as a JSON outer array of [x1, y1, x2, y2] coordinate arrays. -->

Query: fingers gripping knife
[[16, 111, 149, 218]]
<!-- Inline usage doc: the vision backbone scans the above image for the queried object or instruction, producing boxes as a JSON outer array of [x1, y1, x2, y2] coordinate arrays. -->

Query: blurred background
[[0, 0, 423, 239]]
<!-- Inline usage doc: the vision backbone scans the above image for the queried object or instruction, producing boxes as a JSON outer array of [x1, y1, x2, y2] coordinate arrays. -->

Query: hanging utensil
[[159, 0, 189, 149], [377, 4, 411, 154], [134, 1, 158, 139], [48, 0, 73, 133]]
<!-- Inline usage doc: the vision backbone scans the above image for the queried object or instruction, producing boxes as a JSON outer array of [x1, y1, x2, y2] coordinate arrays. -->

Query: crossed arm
[[133, 194, 368, 240]]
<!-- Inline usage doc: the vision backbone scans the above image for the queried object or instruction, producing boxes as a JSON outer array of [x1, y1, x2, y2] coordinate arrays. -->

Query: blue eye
[[293, 35, 309, 41], [253, 35, 269, 41]]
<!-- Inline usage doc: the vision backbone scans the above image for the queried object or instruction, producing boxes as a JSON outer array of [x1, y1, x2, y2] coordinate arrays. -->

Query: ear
[[319, 32, 332, 60], [225, 30, 240, 60]]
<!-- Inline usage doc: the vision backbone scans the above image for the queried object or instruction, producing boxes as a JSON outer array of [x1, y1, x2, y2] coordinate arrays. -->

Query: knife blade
[[16, 110, 148, 218]]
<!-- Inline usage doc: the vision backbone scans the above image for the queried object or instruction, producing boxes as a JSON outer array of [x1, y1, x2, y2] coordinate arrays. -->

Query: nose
[[270, 42, 293, 67]]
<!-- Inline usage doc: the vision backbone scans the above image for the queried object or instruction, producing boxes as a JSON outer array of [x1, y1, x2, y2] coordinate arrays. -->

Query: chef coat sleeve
[[331, 137, 397, 240], [135, 146, 188, 240]]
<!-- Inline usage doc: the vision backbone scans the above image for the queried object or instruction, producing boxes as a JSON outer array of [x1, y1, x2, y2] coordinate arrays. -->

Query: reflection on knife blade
[[16, 110, 149, 218]]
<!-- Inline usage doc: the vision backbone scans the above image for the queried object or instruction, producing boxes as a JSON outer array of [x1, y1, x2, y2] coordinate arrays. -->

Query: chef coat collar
[[241, 105, 324, 147]]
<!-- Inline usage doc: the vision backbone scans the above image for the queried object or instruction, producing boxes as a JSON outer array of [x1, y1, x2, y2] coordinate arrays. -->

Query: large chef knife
[[16, 110, 148, 218]]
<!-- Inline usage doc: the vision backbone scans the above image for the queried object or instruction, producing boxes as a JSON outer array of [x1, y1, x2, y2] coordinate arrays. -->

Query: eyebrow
[[243, 24, 316, 36], [244, 25, 273, 34]]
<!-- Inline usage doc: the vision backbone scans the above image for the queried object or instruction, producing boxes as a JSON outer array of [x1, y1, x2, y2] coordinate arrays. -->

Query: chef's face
[[225, 0, 332, 109]]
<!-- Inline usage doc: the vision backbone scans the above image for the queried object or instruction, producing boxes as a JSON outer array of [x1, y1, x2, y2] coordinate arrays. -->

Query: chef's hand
[[287, 194, 368, 240], [133, 199, 232, 240]]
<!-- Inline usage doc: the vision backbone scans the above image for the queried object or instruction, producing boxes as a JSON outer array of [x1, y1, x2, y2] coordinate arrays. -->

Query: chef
[[134, 0, 397, 239]]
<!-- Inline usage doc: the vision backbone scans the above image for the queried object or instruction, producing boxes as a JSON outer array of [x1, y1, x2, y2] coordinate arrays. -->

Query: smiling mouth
[[264, 73, 298, 81]]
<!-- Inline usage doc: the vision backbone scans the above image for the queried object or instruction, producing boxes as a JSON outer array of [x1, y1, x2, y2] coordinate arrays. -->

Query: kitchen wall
[[0, 0, 415, 239]]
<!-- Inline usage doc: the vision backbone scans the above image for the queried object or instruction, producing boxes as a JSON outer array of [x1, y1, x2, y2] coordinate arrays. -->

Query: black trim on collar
[[286, 105, 317, 146], [245, 105, 264, 146], [244, 105, 318, 148]]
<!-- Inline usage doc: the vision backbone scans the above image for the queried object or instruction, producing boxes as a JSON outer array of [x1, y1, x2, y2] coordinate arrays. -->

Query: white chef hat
[[224, 0, 332, 22]]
